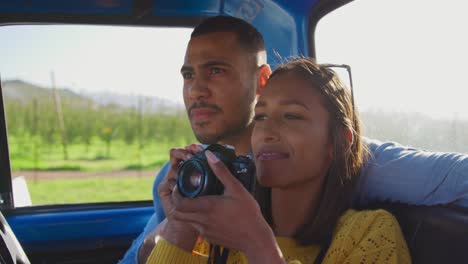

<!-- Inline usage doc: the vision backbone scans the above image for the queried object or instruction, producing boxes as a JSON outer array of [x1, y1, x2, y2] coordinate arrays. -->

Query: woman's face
[[252, 72, 333, 189]]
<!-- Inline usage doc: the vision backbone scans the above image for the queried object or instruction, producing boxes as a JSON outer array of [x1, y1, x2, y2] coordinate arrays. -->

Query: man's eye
[[284, 113, 303, 120], [182, 72, 193, 79], [210, 67, 225, 75], [254, 114, 267, 121]]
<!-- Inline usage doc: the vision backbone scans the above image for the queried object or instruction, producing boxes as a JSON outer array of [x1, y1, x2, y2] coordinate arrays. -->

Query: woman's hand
[[171, 150, 284, 263]]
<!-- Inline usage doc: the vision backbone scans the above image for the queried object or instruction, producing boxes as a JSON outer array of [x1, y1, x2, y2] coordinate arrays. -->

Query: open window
[[314, 1, 468, 262], [0, 23, 197, 263], [315, 0, 468, 153], [1, 25, 193, 207]]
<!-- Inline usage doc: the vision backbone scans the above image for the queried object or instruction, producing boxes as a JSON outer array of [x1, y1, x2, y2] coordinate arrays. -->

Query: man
[[119, 15, 468, 263]]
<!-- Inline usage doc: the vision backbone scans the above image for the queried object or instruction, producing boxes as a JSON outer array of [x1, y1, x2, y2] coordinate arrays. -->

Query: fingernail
[[205, 150, 219, 163]]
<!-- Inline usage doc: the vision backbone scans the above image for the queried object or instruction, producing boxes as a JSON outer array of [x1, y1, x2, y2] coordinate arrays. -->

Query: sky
[[1, 0, 467, 119], [316, 0, 468, 120], [0, 25, 192, 104]]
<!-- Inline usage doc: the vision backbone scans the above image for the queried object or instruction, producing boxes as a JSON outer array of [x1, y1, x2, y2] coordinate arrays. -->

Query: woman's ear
[[257, 64, 272, 95]]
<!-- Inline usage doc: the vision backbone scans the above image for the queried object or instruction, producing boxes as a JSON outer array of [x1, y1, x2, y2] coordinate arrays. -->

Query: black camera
[[176, 144, 256, 198]]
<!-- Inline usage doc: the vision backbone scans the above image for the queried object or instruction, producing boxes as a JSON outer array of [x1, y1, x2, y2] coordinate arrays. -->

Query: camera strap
[[207, 244, 229, 264]]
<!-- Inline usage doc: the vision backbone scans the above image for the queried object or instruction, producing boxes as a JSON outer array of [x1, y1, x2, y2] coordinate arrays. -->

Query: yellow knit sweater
[[146, 209, 411, 264]]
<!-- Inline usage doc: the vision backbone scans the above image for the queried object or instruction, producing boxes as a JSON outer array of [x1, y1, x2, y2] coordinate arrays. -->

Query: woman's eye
[[284, 113, 303, 120], [182, 71, 193, 80], [254, 114, 267, 121]]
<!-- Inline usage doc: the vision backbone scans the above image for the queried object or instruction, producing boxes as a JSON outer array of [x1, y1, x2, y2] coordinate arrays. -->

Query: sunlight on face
[[252, 73, 333, 189]]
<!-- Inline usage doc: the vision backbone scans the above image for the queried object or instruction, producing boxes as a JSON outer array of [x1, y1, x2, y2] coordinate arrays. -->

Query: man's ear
[[257, 64, 272, 95]]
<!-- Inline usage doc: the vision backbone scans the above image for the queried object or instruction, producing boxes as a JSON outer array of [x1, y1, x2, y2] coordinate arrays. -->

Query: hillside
[[2, 80, 89, 103], [1, 79, 183, 113]]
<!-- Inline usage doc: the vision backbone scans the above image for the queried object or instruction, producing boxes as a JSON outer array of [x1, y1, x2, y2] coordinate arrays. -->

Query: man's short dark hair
[[191, 15, 265, 54]]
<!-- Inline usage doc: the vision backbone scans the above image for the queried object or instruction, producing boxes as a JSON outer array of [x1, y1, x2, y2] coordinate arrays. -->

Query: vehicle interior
[[1, 0, 468, 263]]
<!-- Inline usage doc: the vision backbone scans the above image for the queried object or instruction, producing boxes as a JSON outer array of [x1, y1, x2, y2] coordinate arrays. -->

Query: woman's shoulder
[[335, 209, 402, 241], [337, 208, 398, 227], [324, 209, 410, 264]]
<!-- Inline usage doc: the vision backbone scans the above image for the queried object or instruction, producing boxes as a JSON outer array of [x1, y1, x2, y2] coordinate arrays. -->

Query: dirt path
[[12, 169, 159, 180]]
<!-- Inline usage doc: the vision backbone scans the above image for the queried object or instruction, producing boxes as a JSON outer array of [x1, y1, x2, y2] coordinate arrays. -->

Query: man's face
[[181, 32, 258, 144]]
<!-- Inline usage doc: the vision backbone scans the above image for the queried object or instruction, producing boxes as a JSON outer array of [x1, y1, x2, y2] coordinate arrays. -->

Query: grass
[[9, 136, 193, 204], [9, 136, 190, 172], [28, 177, 155, 205]]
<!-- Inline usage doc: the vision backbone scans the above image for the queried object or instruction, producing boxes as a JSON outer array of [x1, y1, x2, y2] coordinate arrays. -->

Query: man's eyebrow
[[180, 60, 231, 73], [180, 65, 193, 73], [202, 60, 231, 68]]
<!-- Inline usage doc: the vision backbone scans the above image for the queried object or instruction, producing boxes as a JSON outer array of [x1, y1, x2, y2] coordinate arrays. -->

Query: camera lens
[[177, 160, 207, 198], [188, 172, 202, 189]]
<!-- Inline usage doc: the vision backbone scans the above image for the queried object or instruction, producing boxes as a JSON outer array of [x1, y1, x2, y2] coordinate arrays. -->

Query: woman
[[147, 58, 410, 263]]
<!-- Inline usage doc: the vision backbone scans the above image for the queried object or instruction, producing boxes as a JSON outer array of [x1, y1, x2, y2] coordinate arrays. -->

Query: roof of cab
[[0, 0, 320, 17], [0, 0, 350, 60]]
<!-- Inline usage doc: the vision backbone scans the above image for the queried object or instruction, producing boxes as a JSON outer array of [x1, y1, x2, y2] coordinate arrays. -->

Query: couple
[[120, 15, 468, 263]]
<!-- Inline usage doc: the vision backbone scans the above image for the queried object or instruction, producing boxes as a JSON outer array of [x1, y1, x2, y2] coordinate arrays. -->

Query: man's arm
[[118, 162, 170, 264], [355, 138, 468, 207], [152, 162, 170, 224]]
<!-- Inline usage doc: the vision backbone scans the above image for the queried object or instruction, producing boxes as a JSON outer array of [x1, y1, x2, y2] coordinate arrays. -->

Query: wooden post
[[32, 99, 38, 183], [51, 71, 68, 160]]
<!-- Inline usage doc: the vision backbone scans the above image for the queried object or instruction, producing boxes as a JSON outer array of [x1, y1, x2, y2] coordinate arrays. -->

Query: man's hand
[[171, 150, 283, 263], [137, 145, 203, 263], [138, 219, 167, 264], [138, 218, 199, 263], [158, 146, 201, 247]]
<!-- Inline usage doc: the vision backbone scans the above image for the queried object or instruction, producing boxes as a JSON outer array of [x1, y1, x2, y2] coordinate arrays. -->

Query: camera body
[[177, 144, 256, 198]]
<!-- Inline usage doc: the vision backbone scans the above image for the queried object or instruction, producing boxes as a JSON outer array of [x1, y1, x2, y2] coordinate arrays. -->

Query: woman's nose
[[259, 120, 280, 143]]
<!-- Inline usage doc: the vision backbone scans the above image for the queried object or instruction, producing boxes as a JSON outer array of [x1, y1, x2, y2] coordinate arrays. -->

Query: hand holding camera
[[177, 144, 256, 198], [170, 145, 276, 257], [155, 145, 203, 252]]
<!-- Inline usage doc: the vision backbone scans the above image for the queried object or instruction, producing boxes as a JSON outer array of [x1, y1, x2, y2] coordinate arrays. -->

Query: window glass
[[316, 0, 468, 153], [0, 25, 194, 206]]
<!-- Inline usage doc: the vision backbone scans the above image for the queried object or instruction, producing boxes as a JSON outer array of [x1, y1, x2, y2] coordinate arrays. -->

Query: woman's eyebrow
[[255, 101, 266, 108], [278, 99, 310, 110], [255, 99, 309, 110]]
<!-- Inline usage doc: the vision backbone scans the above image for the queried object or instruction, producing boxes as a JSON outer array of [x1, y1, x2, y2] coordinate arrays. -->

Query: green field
[[27, 177, 155, 205], [4, 81, 196, 205], [10, 138, 188, 205], [9, 136, 192, 172]]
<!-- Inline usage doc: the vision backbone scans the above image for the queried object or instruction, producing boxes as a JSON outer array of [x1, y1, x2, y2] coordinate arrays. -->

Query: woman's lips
[[256, 147, 290, 161]]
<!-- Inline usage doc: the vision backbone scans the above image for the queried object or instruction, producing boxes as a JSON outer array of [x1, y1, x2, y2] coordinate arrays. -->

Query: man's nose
[[188, 75, 211, 100]]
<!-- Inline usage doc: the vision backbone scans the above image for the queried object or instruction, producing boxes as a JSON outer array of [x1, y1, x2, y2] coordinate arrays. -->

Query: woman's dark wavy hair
[[255, 57, 368, 245]]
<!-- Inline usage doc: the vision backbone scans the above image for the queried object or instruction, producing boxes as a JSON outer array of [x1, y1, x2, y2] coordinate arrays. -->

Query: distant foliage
[[361, 111, 468, 153], [4, 91, 195, 159], [4, 81, 468, 171]]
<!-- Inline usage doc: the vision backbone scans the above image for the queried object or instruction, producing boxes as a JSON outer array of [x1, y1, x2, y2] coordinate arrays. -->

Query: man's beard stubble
[[190, 104, 254, 146]]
